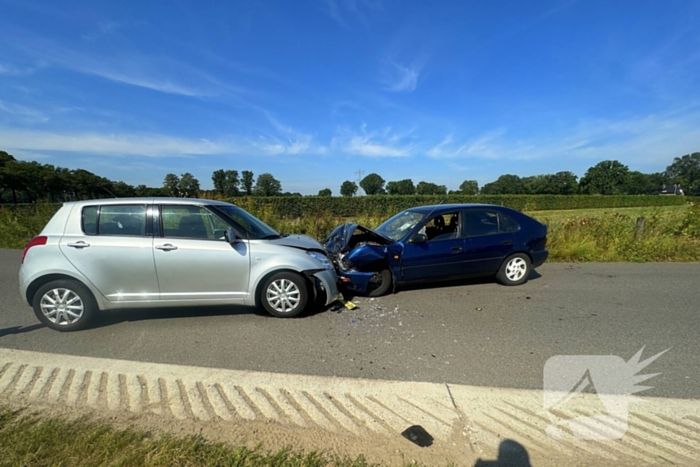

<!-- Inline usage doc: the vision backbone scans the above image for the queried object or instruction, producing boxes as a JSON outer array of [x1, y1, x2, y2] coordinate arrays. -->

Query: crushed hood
[[323, 223, 393, 255], [267, 234, 325, 253]]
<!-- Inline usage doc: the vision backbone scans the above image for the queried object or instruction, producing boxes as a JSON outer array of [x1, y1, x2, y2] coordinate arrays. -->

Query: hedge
[[226, 194, 694, 218], [1, 195, 695, 221]]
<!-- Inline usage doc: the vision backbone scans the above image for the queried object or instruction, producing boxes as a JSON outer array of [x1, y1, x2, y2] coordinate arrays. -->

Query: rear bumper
[[531, 249, 548, 268]]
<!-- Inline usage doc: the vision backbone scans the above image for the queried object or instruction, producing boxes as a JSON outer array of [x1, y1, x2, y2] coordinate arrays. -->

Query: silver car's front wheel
[[32, 279, 97, 331], [267, 279, 301, 313], [261, 272, 308, 318]]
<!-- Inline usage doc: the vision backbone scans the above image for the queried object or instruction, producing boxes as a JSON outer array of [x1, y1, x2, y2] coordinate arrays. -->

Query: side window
[[464, 210, 500, 237], [98, 205, 147, 236], [424, 212, 461, 241], [82, 206, 98, 235], [499, 213, 520, 233], [161, 205, 230, 240]]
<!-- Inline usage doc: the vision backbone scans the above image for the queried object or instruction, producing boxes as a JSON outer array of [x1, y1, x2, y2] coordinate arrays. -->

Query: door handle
[[502, 240, 513, 245], [67, 241, 90, 249], [155, 244, 178, 251], [450, 246, 463, 252]]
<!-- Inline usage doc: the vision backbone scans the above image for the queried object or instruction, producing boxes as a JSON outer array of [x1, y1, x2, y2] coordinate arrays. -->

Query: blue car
[[323, 204, 548, 296]]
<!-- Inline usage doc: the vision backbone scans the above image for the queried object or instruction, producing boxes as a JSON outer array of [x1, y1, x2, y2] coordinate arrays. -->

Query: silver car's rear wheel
[[32, 279, 97, 331], [260, 272, 308, 318], [40, 288, 85, 325]]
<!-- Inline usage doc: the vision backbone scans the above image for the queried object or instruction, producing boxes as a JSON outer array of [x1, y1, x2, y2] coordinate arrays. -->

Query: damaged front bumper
[[304, 269, 342, 306], [336, 268, 376, 294]]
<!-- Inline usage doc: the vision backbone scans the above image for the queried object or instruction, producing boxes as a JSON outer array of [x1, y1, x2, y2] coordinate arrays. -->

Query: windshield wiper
[[260, 234, 281, 240]]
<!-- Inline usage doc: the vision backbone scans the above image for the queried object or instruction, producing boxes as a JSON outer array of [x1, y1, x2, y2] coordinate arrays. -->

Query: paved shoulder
[[1, 349, 698, 466]]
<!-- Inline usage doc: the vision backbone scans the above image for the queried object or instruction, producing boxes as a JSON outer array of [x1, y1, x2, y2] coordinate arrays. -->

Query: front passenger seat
[[178, 215, 209, 239]]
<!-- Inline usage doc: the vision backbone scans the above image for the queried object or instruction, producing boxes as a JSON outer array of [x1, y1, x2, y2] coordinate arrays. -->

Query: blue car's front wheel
[[366, 269, 392, 297]]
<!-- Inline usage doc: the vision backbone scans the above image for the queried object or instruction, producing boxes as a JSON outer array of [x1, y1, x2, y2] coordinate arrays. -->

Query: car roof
[[407, 203, 509, 213], [61, 197, 236, 208]]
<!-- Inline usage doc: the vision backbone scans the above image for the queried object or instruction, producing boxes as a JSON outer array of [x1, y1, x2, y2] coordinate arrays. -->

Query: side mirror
[[224, 228, 238, 244], [410, 233, 427, 243]]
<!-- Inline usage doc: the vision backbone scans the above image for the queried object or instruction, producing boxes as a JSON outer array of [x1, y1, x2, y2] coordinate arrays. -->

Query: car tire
[[261, 272, 308, 318], [366, 269, 392, 297], [496, 253, 531, 286], [32, 279, 98, 332]]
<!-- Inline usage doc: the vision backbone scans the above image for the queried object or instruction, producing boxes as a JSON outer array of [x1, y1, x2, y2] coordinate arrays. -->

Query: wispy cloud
[[425, 108, 700, 168], [323, 0, 384, 28], [81, 20, 149, 41], [247, 134, 327, 156], [247, 108, 328, 155], [6, 31, 241, 98], [333, 125, 413, 157], [0, 100, 49, 123], [0, 129, 238, 157], [379, 27, 432, 93], [0, 62, 43, 76], [383, 61, 420, 92], [0, 127, 327, 158], [427, 130, 505, 159]]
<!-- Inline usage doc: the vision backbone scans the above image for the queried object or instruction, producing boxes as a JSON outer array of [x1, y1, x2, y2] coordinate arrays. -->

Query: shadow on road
[[0, 324, 45, 338], [88, 300, 332, 329], [397, 270, 542, 293], [473, 439, 531, 466]]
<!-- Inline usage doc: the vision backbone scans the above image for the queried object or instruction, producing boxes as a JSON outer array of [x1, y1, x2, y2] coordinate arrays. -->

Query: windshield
[[374, 210, 426, 241], [214, 205, 280, 239]]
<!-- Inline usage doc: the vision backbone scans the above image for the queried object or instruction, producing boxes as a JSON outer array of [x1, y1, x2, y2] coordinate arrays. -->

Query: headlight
[[306, 251, 334, 270]]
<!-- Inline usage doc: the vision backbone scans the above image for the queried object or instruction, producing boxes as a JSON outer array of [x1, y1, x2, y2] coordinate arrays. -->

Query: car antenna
[[423, 198, 446, 221], [101, 186, 119, 198]]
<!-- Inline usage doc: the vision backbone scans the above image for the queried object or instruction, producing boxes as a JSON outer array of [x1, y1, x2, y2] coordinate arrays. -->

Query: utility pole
[[355, 169, 364, 185]]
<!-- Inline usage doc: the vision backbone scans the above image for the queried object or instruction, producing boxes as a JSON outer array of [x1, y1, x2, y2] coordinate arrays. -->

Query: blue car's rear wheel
[[497, 253, 531, 286]]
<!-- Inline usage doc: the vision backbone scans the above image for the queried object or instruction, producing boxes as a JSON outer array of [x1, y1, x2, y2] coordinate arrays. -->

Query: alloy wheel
[[40, 288, 85, 326]]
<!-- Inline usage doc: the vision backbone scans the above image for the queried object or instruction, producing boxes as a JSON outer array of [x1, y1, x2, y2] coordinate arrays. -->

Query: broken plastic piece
[[401, 425, 433, 447]]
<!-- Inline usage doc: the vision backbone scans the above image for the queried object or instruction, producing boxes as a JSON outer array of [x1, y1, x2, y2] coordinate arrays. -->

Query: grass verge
[[0, 408, 376, 467]]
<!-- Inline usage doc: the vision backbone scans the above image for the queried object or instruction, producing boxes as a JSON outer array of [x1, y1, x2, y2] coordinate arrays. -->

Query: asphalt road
[[1, 248, 698, 399]]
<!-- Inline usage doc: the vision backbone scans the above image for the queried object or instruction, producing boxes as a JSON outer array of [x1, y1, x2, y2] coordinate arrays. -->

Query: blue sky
[[1, 0, 699, 194]]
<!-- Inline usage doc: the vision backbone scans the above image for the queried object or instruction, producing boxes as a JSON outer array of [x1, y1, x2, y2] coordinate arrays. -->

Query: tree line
[[1, 149, 698, 204], [330, 154, 699, 197]]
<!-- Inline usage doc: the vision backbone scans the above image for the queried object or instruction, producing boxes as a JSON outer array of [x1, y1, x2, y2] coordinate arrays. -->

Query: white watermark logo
[[543, 347, 668, 440]]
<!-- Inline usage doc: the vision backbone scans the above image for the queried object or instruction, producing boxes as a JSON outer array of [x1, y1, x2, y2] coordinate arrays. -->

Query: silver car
[[19, 198, 340, 331]]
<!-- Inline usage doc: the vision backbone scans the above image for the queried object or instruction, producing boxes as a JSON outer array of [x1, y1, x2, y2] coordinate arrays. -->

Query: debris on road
[[401, 425, 434, 447]]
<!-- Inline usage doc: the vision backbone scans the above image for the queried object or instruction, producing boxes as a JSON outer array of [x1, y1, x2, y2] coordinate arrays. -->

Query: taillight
[[21, 236, 47, 264]]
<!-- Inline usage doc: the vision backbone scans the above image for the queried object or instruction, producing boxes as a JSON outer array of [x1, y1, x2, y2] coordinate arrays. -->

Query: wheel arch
[[253, 268, 313, 309], [26, 274, 97, 307], [498, 250, 533, 271]]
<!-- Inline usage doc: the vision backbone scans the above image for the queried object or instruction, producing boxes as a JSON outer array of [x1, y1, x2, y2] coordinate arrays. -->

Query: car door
[[153, 204, 250, 302], [59, 203, 160, 302], [400, 211, 466, 282], [461, 209, 515, 275]]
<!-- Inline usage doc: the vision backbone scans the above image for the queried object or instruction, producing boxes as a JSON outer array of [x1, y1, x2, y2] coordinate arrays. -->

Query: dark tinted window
[[499, 213, 520, 233], [464, 210, 499, 237], [82, 206, 98, 235], [98, 205, 147, 236]]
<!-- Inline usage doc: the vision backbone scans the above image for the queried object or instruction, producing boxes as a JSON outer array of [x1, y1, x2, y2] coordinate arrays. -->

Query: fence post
[[634, 217, 646, 241]]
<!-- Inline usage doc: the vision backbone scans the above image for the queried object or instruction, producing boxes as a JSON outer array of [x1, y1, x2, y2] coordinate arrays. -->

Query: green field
[[1, 202, 698, 262]]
